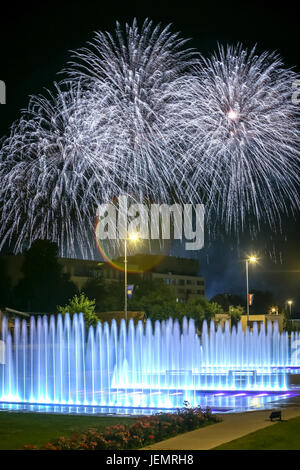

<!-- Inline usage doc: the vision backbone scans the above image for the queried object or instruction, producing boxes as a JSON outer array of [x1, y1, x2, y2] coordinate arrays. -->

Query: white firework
[[183, 45, 300, 232], [0, 28, 299, 258], [64, 18, 197, 201], [0, 83, 108, 257], [0, 19, 196, 257]]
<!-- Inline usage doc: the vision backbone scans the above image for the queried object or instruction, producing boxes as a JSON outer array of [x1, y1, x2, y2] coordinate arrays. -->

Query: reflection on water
[[0, 390, 297, 415]]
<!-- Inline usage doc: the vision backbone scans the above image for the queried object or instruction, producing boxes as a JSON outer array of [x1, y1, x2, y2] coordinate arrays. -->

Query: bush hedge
[[35, 405, 219, 450]]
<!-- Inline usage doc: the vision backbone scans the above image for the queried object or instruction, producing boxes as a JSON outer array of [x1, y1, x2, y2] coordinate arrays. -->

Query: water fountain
[[0, 314, 299, 411]]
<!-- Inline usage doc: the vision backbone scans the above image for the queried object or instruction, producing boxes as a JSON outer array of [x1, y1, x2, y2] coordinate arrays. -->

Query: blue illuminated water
[[0, 314, 299, 409], [0, 390, 297, 415]]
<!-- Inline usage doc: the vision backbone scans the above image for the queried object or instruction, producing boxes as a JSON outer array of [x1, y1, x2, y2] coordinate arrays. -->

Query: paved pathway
[[142, 405, 300, 450]]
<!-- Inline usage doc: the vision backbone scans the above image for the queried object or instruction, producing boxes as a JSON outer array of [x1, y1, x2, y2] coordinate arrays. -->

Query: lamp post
[[124, 233, 140, 321], [246, 256, 257, 322], [124, 237, 128, 322], [287, 300, 293, 318]]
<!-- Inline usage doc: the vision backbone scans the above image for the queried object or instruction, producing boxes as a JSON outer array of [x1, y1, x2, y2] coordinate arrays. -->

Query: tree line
[[0, 239, 281, 328]]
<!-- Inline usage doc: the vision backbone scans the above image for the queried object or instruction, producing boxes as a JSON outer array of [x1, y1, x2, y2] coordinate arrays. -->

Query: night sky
[[0, 0, 299, 313]]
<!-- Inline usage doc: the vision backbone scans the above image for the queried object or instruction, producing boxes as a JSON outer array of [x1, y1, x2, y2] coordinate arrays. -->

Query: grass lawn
[[214, 416, 300, 450], [0, 412, 133, 450]]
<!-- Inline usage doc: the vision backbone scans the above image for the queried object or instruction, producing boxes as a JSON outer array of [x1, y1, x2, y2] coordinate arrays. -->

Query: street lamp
[[246, 256, 257, 321], [124, 232, 140, 321], [287, 300, 293, 317]]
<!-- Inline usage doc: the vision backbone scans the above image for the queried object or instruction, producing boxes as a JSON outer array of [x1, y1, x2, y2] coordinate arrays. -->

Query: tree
[[58, 293, 99, 327], [176, 297, 223, 329], [249, 290, 276, 314], [0, 258, 11, 308], [82, 278, 106, 311], [210, 293, 245, 311], [127, 279, 222, 326], [100, 282, 124, 312], [229, 305, 244, 327], [128, 279, 178, 321], [12, 239, 77, 312]]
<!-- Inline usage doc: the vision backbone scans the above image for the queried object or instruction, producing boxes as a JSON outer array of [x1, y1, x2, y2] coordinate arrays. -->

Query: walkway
[[142, 405, 300, 450]]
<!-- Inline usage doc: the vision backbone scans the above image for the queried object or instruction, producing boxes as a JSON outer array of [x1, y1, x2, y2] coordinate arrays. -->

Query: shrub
[[57, 293, 99, 327], [38, 404, 220, 450]]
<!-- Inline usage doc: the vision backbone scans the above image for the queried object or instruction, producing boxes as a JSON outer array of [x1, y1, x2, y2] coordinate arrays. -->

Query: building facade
[[240, 314, 284, 333], [1, 253, 205, 303], [102, 254, 205, 302]]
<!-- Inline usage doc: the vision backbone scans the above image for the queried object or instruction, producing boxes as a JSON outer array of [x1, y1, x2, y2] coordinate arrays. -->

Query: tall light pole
[[287, 300, 293, 318], [246, 256, 257, 321], [124, 237, 128, 322], [124, 233, 140, 321]]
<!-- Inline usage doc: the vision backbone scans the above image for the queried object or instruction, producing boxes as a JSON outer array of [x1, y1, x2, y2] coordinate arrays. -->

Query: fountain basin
[[1, 314, 299, 411]]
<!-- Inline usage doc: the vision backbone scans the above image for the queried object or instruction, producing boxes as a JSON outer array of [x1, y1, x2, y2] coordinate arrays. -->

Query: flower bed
[[36, 405, 219, 450]]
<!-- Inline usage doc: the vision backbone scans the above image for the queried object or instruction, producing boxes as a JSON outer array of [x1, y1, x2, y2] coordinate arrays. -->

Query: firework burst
[[0, 19, 196, 257], [64, 18, 197, 201], [184, 45, 300, 232], [0, 27, 299, 257], [0, 83, 108, 257]]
